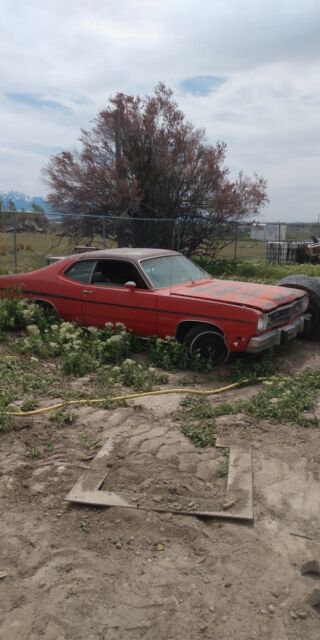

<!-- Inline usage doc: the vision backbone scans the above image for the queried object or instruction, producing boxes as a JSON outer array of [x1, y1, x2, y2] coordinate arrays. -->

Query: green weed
[[218, 448, 230, 477], [80, 520, 89, 533], [0, 408, 11, 431], [148, 336, 214, 372], [178, 395, 216, 447], [114, 359, 168, 391], [231, 350, 277, 384], [62, 351, 96, 376], [28, 447, 40, 460], [214, 368, 320, 427], [20, 398, 38, 412], [50, 410, 73, 427], [213, 402, 235, 416], [0, 356, 54, 430], [241, 369, 320, 426], [79, 432, 96, 449]]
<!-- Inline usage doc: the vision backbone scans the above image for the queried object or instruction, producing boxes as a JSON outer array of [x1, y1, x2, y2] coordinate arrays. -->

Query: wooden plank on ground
[[65, 438, 253, 522]]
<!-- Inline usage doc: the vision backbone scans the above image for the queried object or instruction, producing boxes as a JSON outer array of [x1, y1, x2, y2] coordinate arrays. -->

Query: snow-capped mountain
[[0, 191, 53, 214]]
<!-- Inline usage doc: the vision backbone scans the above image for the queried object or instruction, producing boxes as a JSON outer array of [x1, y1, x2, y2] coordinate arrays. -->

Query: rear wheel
[[277, 275, 320, 340], [184, 326, 229, 365], [35, 300, 60, 323]]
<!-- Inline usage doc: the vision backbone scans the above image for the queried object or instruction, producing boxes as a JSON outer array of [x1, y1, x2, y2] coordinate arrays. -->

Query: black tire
[[184, 326, 229, 365], [277, 275, 320, 340]]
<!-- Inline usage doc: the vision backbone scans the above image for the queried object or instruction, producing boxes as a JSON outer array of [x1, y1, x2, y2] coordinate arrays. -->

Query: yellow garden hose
[[5, 381, 244, 417]]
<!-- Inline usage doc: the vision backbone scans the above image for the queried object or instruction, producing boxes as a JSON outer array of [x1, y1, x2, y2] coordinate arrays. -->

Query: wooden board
[[65, 437, 253, 522]]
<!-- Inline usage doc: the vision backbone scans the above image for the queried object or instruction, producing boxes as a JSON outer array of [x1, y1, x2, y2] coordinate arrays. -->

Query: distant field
[[0, 232, 268, 273], [0, 233, 320, 281], [0, 232, 107, 273], [220, 240, 266, 260]]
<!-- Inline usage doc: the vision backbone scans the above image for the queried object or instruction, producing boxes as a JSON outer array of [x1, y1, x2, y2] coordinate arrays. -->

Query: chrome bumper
[[247, 315, 308, 354]]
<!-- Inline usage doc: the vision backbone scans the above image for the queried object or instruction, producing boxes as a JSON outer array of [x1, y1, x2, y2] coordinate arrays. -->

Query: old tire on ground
[[184, 326, 229, 365], [277, 275, 320, 340]]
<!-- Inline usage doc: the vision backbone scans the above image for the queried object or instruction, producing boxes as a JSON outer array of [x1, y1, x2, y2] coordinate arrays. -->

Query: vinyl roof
[[77, 248, 179, 262]]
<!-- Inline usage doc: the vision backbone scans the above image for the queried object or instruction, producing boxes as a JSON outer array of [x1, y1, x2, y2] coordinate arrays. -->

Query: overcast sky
[[1, 0, 320, 221]]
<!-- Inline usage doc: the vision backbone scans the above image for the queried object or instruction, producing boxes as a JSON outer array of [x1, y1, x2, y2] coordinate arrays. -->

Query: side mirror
[[124, 281, 137, 290]]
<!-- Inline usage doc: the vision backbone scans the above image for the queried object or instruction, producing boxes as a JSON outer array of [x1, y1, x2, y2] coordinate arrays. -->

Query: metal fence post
[[102, 216, 106, 248], [13, 209, 17, 272], [177, 219, 181, 251], [234, 222, 238, 260]]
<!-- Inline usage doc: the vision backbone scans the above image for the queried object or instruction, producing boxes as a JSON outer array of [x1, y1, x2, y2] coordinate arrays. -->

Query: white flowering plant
[[0, 296, 49, 335]]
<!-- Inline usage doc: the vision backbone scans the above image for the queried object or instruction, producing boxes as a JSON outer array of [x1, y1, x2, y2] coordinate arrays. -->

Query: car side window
[[65, 260, 96, 283], [91, 260, 147, 289]]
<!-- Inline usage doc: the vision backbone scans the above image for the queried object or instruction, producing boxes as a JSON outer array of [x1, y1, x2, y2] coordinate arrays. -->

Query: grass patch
[[178, 395, 216, 447], [214, 368, 320, 427], [0, 231, 72, 273], [79, 432, 98, 450], [230, 350, 277, 384], [0, 354, 56, 430], [241, 369, 320, 426], [28, 447, 40, 460], [20, 398, 38, 412], [218, 448, 229, 477], [50, 410, 74, 427]]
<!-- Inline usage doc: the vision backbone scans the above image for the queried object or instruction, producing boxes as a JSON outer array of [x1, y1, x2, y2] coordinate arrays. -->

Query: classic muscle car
[[0, 248, 310, 364]]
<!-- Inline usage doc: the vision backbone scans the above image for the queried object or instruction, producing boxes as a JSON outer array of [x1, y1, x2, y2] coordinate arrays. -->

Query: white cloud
[[0, 0, 320, 219]]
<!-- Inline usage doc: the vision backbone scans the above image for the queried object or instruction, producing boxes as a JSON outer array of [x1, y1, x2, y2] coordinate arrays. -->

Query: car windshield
[[140, 255, 210, 289]]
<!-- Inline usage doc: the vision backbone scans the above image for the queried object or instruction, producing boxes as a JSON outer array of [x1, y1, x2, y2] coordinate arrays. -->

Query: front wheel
[[184, 327, 229, 366]]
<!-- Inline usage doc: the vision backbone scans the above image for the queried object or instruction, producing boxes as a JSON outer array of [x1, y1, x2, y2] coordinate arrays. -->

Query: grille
[[267, 299, 305, 329]]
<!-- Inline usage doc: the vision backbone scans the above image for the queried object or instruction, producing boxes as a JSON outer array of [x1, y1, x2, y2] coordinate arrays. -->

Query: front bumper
[[246, 314, 309, 354]]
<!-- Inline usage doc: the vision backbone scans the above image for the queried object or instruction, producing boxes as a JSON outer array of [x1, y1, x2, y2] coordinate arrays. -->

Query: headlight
[[301, 295, 309, 312], [257, 313, 269, 332]]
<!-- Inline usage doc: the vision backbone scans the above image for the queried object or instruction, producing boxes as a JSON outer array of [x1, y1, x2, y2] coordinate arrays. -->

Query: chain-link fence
[[1, 210, 320, 272]]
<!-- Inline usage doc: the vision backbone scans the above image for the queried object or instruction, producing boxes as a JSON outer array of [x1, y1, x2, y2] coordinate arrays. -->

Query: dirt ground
[[1, 341, 320, 640]]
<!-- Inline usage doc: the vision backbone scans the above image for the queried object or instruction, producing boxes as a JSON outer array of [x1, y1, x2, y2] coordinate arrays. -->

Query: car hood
[[170, 278, 306, 312]]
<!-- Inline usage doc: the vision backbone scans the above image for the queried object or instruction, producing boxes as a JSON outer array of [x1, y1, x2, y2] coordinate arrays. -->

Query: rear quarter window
[[64, 260, 96, 283]]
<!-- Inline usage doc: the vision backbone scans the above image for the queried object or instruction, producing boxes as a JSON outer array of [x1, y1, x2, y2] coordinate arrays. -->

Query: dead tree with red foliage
[[43, 83, 268, 256]]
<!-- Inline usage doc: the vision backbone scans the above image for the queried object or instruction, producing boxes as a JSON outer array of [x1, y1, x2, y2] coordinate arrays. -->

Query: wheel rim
[[190, 331, 229, 365]]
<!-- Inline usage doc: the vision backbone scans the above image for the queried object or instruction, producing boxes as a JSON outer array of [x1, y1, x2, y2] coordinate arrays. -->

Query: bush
[[0, 297, 49, 332], [119, 359, 168, 390], [148, 336, 213, 372], [196, 257, 320, 284]]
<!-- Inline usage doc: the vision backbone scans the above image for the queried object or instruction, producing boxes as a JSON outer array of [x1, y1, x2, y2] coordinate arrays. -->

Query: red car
[[0, 248, 310, 364]]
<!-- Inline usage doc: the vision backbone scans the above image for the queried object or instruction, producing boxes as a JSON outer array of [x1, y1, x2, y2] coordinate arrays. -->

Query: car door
[[58, 259, 97, 323], [81, 259, 157, 335]]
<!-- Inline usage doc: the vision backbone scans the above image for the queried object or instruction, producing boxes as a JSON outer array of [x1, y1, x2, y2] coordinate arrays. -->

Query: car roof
[[75, 248, 180, 262]]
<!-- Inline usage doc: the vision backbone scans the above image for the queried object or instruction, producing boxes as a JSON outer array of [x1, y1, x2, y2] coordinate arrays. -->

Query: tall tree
[[31, 202, 49, 227], [31, 203, 45, 214], [43, 83, 268, 255], [7, 199, 16, 211]]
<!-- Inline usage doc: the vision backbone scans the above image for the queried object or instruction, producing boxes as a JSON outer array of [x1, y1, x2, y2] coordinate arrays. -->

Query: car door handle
[[82, 289, 94, 294]]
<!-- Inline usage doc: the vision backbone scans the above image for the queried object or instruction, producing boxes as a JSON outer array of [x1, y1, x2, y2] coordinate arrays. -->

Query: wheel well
[[176, 321, 224, 343], [34, 299, 59, 315]]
